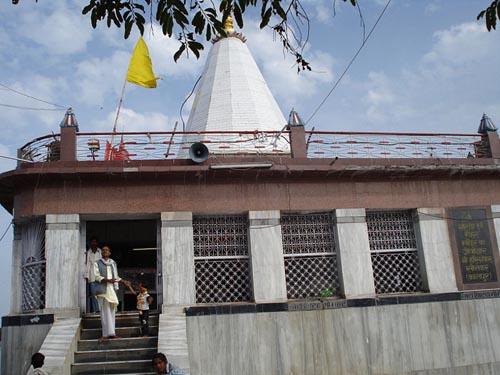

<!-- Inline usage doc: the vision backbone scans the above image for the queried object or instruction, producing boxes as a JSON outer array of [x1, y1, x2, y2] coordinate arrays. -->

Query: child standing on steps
[[126, 281, 153, 336]]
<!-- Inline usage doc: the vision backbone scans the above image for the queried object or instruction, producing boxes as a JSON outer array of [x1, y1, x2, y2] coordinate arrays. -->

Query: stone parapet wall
[[186, 296, 500, 375]]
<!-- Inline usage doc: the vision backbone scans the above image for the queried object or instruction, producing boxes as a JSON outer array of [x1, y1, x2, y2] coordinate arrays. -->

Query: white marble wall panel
[[10, 224, 22, 314], [158, 308, 190, 374], [186, 298, 500, 375], [248, 211, 287, 302], [414, 208, 458, 293], [1, 322, 52, 375], [161, 212, 196, 307], [335, 209, 375, 298], [78, 221, 87, 315], [36, 318, 81, 375], [45, 214, 80, 315]]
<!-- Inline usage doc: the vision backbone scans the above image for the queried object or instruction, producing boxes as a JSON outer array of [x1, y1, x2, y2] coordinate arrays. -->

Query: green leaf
[[174, 44, 186, 62], [82, 3, 94, 15], [192, 11, 205, 34], [233, 4, 244, 28], [137, 20, 145, 35], [124, 20, 133, 39], [188, 41, 203, 59], [91, 10, 97, 28], [272, 0, 287, 21], [206, 25, 212, 41], [260, 7, 272, 29]]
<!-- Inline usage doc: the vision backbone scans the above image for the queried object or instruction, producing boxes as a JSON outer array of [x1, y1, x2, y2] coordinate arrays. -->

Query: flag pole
[[108, 78, 127, 158], [112, 79, 127, 134]]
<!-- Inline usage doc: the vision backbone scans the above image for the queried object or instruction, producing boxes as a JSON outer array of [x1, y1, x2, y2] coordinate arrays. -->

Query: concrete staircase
[[71, 312, 159, 375]]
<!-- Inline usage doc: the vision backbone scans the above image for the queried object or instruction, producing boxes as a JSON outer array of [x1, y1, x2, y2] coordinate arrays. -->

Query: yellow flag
[[126, 37, 158, 88]]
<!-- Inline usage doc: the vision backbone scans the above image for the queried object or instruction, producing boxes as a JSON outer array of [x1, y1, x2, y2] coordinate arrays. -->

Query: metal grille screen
[[20, 218, 46, 312], [367, 210, 423, 294], [193, 215, 252, 303], [281, 212, 340, 299]]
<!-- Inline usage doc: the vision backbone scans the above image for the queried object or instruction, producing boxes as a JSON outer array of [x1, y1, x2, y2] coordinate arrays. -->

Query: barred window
[[21, 217, 46, 312], [367, 210, 423, 294], [281, 212, 340, 299], [193, 215, 252, 303]]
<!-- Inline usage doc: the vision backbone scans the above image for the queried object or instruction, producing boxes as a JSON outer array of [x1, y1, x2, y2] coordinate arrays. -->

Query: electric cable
[[179, 75, 202, 131], [305, 0, 392, 125], [0, 82, 66, 109], [0, 221, 12, 244], [0, 103, 66, 111]]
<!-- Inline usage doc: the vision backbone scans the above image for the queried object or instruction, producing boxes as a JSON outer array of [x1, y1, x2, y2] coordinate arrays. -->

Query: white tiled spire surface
[[186, 37, 287, 134]]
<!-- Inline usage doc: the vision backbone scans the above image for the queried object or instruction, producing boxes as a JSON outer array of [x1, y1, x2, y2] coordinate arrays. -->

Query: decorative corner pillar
[[161, 212, 196, 309], [414, 208, 458, 293], [288, 125, 307, 159], [59, 107, 79, 162], [248, 211, 287, 303], [9, 223, 22, 314], [335, 208, 376, 298], [45, 214, 81, 317], [487, 131, 500, 159]]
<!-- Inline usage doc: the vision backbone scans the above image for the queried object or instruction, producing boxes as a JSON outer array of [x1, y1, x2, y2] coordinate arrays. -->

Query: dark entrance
[[86, 220, 158, 311]]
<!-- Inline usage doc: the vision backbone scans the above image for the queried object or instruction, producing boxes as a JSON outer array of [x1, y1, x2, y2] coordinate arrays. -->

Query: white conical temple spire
[[185, 24, 288, 152]]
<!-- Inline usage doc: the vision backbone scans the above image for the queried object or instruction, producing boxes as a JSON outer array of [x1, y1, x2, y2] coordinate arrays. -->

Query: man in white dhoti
[[93, 246, 129, 340]]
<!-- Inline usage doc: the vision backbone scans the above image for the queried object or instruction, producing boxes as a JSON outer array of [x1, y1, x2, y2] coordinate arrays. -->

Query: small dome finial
[[60, 107, 79, 131], [223, 15, 235, 34], [478, 113, 497, 134]]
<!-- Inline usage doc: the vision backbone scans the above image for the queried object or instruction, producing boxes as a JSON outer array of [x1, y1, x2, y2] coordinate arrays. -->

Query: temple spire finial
[[223, 15, 235, 34]]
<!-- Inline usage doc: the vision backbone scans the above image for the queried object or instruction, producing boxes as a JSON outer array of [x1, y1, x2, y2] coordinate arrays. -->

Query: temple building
[[2, 18, 500, 375]]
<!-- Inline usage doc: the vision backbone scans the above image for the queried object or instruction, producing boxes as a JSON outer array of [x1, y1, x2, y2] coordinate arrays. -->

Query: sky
[[0, 0, 498, 316]]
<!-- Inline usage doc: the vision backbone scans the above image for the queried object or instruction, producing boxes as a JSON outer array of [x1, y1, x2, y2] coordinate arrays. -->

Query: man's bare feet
[[108, 335, 120, 339], [98, 336, 108, 343]]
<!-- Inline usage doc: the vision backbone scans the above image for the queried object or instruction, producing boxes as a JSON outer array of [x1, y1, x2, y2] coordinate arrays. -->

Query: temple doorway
[[86, 219, 160, 312]]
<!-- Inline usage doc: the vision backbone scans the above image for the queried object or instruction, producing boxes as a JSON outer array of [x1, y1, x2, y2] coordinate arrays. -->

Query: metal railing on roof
[[17, 130, 486, 163], [305, 131, 483, 159]]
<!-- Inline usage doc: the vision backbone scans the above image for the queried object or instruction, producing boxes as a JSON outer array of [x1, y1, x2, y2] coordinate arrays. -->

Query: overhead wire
[[180, 75, 202, 131], [305, 0, 392, 125], [0, 103, 66, 111], [0, 82, 66, 109], [0, 221, 12, 244]]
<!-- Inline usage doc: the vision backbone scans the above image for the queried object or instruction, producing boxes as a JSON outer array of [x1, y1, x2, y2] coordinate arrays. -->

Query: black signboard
[[451, 208, 497, 285]]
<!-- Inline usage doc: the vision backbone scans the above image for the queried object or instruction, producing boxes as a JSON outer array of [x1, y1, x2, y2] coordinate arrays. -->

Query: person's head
[[102, 246, 111, 259], [139, 282, 148, 294], [31, 352, 45, 369], [152, 352, 168, 374], [89, 237, 99, 251]]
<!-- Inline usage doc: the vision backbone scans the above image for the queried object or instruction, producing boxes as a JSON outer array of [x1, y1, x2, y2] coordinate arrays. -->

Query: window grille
[[193, 215, 252, 303], [367, 210, 423, 294], [281, 212, 340, 299], [20, 218, 46, 311]]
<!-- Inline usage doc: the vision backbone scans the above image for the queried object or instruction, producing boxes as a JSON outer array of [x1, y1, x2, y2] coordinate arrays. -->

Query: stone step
[[74, 347, 157, 363], [71, 359, 152, 375], [80, 325, 159, 339], [78, 336, 158, 351], [83, 311, 159, 319], [82, 315, 159, 329]]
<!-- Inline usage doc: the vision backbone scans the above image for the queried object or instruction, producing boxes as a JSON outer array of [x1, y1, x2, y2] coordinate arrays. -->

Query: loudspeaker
[[189, 142, 209, 163]]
